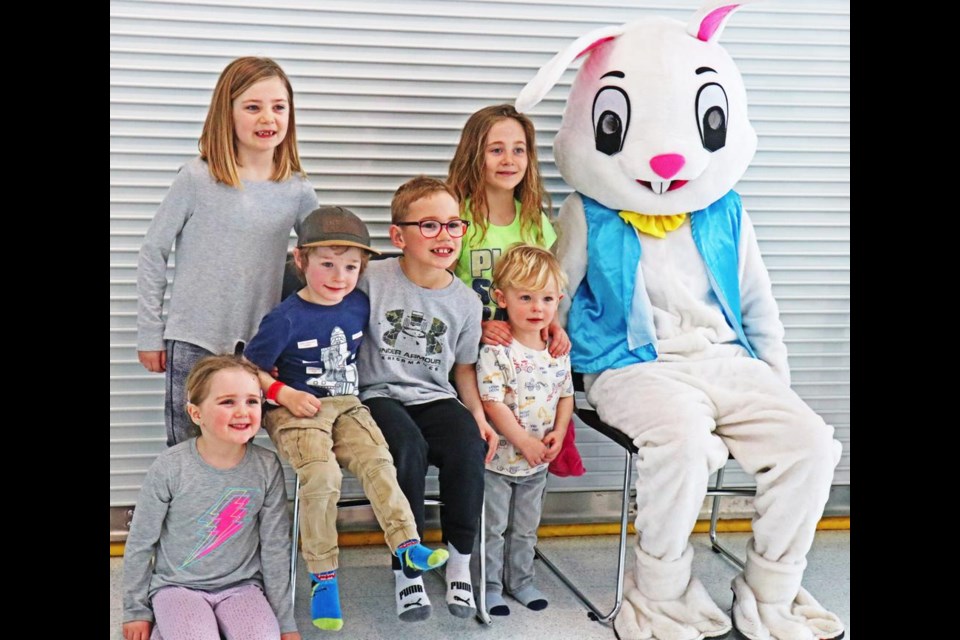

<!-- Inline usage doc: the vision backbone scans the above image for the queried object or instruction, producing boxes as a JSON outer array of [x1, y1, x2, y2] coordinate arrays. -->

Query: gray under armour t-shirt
[[357, 258, 482, 405]]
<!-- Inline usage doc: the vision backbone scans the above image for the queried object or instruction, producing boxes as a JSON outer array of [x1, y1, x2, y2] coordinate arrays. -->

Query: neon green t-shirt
[[454, 199, 557, 321]]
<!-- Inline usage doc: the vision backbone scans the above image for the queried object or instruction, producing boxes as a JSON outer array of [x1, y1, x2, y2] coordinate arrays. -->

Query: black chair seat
[[576, 405, 637, 453], [572, 372, 638, 453]]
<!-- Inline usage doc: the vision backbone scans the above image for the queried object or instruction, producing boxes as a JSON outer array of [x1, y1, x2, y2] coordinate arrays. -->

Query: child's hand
[[279, 387, 323, 418], [544, 323, 571, 357], [281, 633, 302, 640], [138, 350, 167, 373], [477, 416, 500, 464], [542, 430, 565, 462], [518, 434, 548, 467], [481, 320, 513, 346], [122, 620, 152, 640]]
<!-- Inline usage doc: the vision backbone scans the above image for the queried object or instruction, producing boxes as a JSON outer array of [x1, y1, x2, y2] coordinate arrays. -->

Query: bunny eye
[[696, 83, 728, 152], [592, 86, 630, 156]]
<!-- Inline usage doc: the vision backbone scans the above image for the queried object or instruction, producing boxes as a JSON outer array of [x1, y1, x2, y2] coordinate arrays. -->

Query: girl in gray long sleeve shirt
[[135, 57, 319, 448], [122, 355, 297, 640]]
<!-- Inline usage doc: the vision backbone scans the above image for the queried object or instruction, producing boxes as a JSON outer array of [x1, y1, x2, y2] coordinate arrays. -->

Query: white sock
[[445, 543, 476, 618], [394, 570, 431, 622]]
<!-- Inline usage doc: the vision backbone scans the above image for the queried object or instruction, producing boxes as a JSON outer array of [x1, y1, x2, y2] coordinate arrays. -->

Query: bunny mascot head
[[517, 3, 845, 639], [517, 3, 756, 217]]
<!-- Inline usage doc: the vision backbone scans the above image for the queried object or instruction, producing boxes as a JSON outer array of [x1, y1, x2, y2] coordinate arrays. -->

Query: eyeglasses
[[395, 219, 471, 238]]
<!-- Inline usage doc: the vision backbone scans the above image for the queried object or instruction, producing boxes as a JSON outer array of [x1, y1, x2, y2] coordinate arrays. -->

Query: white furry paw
[[614, 571, 731, 640], [731, 574, 844, 640], [614, 573, 654, 639]]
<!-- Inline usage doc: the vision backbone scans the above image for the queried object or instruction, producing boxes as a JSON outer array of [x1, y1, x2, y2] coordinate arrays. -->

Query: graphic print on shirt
[[305, 326, 358, 396], [469, 248, 502, 320], [377, 309, 448, 371], [181, 488, 254, 568]]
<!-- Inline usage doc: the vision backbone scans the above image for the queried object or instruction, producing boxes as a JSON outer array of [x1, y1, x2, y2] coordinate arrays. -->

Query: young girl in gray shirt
[[122, 355, 298, 640]]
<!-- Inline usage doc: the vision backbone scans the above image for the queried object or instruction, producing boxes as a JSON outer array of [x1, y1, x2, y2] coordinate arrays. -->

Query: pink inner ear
[[576, 36, 616, 59], [697, 5, 739, 42]]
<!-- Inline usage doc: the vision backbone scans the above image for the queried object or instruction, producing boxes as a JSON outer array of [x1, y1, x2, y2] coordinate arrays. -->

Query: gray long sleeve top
[[121, 440, 296, 633], [137, 157, 318, 353]]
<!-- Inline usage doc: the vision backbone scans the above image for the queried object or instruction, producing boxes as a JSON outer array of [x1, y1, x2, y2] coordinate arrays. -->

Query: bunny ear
[[686, 0, 757, 43], [516, 24, 625, 113]]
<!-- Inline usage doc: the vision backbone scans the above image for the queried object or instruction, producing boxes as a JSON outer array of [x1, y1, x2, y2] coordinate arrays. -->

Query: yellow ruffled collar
[[618, 211, 687, 238]]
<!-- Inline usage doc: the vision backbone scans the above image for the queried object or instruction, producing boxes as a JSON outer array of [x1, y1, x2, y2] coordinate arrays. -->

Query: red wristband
[[266, 380, 286, 406]]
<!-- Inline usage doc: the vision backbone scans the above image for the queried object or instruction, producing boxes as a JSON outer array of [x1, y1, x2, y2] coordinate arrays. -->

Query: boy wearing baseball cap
[[244, 206, 449, 631]]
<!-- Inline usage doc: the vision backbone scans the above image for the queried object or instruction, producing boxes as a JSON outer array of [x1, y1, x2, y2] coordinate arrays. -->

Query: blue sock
[[396, 539, 449, 579], [311, 571, 343, 631]]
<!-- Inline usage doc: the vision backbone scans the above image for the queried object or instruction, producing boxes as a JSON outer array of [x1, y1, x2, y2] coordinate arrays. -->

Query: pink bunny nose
[[649, 154, 685, 179]]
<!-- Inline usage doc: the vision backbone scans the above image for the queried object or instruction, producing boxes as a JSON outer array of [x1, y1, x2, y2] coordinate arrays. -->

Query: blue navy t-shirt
[[244, 290, 369, 399]]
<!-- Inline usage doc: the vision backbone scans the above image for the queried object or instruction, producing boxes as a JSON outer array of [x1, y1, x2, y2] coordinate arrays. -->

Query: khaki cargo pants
[[265, 395, 419, 573]]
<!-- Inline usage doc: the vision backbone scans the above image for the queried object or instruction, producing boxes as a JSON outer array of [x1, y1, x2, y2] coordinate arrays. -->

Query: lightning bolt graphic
[[181, 489, 251, 568]]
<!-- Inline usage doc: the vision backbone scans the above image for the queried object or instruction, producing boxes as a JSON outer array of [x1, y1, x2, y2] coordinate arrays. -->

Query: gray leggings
[[150, 583, 280, 640], [164, 340, 245, 447], [163, 341, 212, 447]]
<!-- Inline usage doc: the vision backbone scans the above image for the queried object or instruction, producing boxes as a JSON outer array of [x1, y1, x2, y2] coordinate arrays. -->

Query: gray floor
[[110, 530, 850, 639]]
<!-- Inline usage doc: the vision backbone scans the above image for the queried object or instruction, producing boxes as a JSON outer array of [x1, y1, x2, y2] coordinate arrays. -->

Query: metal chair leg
[[535, 447, 633, 623], [290, 474, 301, 607], [475, 499, 492, 625], [708, 465, 745, 569]]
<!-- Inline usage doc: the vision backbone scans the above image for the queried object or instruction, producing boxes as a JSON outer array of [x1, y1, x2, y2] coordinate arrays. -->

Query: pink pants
[[150, 583, 281, 640]]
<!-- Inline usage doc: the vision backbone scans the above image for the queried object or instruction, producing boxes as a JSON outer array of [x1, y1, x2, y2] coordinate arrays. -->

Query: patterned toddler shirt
[[477, 340, 573, 476]]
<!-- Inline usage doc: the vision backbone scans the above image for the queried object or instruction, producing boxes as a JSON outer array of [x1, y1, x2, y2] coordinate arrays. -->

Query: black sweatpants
[[364, 397, 487, 569]]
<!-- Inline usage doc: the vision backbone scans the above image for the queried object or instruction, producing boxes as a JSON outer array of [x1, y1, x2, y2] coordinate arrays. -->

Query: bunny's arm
[[738, 208, 790, 386], [553, 193, 588, 329]]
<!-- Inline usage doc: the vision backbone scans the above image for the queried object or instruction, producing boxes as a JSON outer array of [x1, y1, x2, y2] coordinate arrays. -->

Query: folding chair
[[533, 374, 755, 623], [289, 474, 493, 625]]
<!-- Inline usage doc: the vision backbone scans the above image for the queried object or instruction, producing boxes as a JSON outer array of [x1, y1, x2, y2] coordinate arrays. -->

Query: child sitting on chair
[[357, 176, 499, 622], [476, 244, 574, 615], [244, 206, 448, 631]]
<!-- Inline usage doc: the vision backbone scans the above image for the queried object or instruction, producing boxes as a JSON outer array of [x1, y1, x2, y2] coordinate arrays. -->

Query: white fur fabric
[[634, 541, 696, 601], [614, 569, 731, 640], [588, 359, 842, 639], [731, 574, 844, 640], [743, 540, 805, 604], [730, 539, 844, 640], [588, 358, 840, 563]]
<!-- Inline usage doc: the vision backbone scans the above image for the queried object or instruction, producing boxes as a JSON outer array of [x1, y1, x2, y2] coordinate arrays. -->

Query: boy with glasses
[[357, 176, 499, 622]]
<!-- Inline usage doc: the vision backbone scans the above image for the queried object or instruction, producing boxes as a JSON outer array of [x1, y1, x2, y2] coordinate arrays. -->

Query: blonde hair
[[492, 243, 568, 294], [447, 104, 551, 245], [199, 57, 305, 188], [391, 175, 459, 223], [293, 245, 371, 283], [185, 355, 260, 406]]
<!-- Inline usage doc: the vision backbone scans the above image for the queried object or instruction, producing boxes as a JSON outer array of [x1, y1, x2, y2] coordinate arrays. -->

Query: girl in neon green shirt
[[447, 104, 568, 356]]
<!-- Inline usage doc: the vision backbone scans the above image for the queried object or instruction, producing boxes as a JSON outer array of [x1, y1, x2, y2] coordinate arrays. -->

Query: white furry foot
[[731, 574, 844, 640], [613, 571, 732, 640]]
